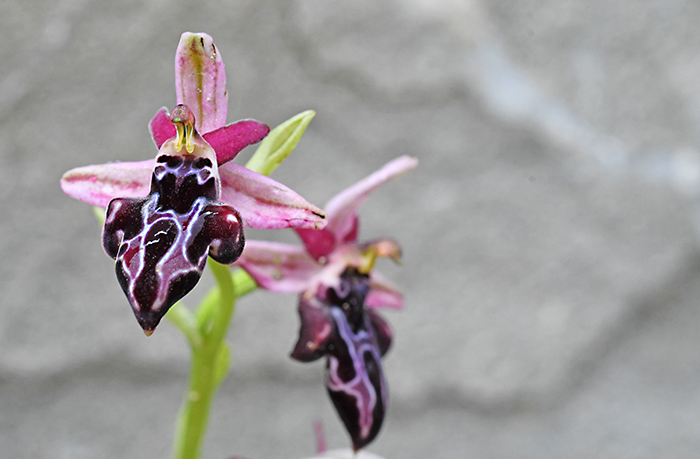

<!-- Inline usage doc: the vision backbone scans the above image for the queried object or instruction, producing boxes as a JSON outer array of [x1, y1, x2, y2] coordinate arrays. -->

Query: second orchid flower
[[237, 155, 418, 450]]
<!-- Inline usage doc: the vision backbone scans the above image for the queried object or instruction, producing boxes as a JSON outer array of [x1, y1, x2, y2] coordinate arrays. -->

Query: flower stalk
[[173, 260, 241, 459]]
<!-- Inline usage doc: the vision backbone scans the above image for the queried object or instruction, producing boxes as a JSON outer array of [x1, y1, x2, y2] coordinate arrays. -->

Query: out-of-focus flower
[[236, 155, 417, 308], [236, 155, 417, 449], [60, 33, 326, 334], [293, 266, 390, 451]]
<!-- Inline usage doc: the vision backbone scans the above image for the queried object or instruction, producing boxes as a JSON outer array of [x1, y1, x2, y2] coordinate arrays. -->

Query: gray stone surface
[[2, 0, 700, 457]]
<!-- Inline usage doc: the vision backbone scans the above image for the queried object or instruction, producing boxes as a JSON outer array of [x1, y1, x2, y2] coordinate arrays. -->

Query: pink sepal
[[235, 240, 322, 293], [175, 32, 228, 133], [324, 156, 418, 242], [219, 162, 326, 230], [60, 160, 152, 208]]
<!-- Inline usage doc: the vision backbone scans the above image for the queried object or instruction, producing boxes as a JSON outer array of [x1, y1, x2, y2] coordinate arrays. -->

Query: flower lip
[[103, 115, 245, 333], [289, 267, 389, 451]]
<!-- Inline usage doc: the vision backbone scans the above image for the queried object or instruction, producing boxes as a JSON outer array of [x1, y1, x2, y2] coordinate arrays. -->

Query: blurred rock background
[[3, 0, 700, 457]]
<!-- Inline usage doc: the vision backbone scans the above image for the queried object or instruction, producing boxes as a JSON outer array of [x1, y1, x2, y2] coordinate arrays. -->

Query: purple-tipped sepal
[[291, 268, 391, 451]]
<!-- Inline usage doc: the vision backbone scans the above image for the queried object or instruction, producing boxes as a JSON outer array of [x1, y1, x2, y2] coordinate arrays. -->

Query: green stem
[[166, 302, 203, 350], [230, 268, 258, 298], [174, 346, 217, 459], [173, 260, 237, 459], [195, 288, 221, 335], [194, 268, 258, 335], [205, 260, 236, 346]]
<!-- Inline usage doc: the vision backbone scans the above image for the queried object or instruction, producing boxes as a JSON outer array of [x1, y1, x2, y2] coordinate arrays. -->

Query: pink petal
[[340, 215, 359, 244], [325, 156, 418, 242], [60, 160, 153, 208], [149, 107, 176, 149], [175, 32, 228, 133], [219, 161, 327, 230], [294, 228, 336, 260], [203, 120, 270, 165], [151, 108, 269, 165], [366, 271, 404, 310], [236, 240, 321, 293]]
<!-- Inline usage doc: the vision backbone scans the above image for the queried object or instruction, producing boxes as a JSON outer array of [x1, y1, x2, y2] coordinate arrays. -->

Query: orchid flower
[[60, 33, 326, 334], [236, 155, 418, 450]]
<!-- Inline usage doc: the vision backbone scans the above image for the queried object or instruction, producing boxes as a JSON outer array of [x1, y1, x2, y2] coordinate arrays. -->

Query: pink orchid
[[236, 155, 417, 450], [60, 33, 326, 334], [236, 155, 417, 308]]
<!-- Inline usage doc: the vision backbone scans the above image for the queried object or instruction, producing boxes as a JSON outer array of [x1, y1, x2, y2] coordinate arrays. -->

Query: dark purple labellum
[[325, 304, 387, 452], [291, 267, 392, 451], [103, 150, 243, 334]]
